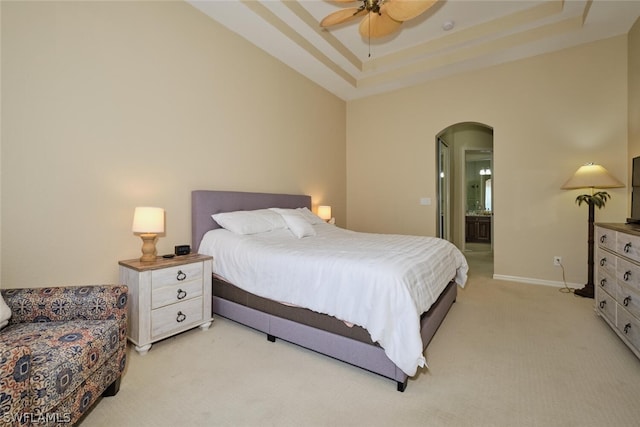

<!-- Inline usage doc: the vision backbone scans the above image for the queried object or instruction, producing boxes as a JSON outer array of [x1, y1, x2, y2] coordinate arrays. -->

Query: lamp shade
[[317, 205, 332, 221], [132, 207, 165, 233], [561, 163, 624, 190]]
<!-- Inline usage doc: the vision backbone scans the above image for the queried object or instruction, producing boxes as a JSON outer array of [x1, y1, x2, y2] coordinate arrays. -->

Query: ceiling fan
[[320, 0, 438, 39]]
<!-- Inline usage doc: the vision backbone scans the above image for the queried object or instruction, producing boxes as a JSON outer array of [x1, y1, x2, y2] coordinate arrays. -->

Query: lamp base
[[574, 283, 594, 299], [139, 233, 158, 262]]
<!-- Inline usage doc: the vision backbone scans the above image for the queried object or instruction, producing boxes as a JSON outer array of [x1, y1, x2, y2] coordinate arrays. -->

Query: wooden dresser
[[595, 223, 640, 359]]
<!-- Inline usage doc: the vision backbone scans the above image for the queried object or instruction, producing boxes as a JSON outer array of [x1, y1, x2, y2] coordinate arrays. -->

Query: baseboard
[[492, 274, 581, 289]]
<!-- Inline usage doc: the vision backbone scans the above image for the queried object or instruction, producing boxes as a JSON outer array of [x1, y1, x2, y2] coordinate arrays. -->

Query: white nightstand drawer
[[152, 297, 204, 338], [617, 281, 640, 319], [616, 232, 640, 263], [597, 247, 617, 277], [596, 227, 616, 252], [596, 286, 616, 325], [152, 263, 203, 288], [152, 279, 203, 309], [617, 307, 640, 353]]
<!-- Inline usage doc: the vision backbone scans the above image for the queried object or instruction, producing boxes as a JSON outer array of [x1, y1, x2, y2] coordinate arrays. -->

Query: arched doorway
[[436, 122, 494, 257]]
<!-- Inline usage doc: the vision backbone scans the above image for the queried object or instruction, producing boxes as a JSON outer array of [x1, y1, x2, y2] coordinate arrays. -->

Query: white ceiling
[[187, 0, 640, 100]]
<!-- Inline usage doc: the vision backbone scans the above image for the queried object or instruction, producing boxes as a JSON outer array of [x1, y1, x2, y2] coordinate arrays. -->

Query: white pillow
[[212, 209, 286, 235], [260, 209, 287, 230], [0, 293, 11, 329], [296, 207, 324, 225], [273, 209, 316, 238]]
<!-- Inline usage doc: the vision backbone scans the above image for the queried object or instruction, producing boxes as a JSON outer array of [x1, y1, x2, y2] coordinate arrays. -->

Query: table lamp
[[317, 205, 332, 222], [132, 207, 165, 262]]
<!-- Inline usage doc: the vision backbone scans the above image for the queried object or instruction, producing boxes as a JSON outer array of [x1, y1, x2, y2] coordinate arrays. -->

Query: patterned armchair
[[0, 285, 128, 426]]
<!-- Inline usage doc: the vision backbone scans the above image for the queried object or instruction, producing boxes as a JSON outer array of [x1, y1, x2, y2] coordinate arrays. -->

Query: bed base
[[212, 280, 457, 392]]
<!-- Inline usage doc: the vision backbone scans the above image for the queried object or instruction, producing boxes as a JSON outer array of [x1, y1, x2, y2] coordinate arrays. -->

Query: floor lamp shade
[[561, 163, 624, 298], [561, 163, 624, 190], [132, 207, 165, 262]]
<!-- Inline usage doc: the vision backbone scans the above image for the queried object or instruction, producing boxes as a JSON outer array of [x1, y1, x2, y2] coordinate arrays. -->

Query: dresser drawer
[[597, 247, 617, 278], [152, 279, 203, 309], [151, 297, 204, 338], [596, 267, 616, 297], [617, 258, 640, 290], [616, 232, 640, 263], [617, 307, 640, 353], [617, 281, 640, 319], [596, 286, 616, 325], [152, 262, 203, 288], [596, 226, 616, 252]]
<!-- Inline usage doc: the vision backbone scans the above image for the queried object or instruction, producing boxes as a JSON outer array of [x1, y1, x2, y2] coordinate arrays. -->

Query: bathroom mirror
[[465, 151, 492, 214]]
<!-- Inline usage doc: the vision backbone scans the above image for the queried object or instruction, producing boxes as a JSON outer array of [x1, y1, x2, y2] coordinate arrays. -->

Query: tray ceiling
[[187, 0, 640, 100]]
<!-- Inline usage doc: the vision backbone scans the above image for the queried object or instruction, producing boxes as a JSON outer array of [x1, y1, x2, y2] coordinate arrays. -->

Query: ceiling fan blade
[[359, 10, 402, 39], [385, 0, 437, 22], [321, 7, 367, 27]]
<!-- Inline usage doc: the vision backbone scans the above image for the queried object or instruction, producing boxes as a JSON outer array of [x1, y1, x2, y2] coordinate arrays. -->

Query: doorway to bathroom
[[436, 122, 493, 258]]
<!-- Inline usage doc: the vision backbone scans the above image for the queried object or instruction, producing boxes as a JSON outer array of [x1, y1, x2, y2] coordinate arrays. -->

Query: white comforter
[[199, 223, 468, 376]]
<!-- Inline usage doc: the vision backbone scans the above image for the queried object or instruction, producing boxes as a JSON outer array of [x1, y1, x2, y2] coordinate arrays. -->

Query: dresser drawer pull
[[624, 296, 632, 307], [600, 234, 607, 244], [177, 289, 187, 300], [176, 270, 187, 281], [624, 271, 632, 281], [624, 323, 632, 334], [599, 300, 607, 309], [600, 278, 607, 287], [600, 258, 607, 267], [176, 311, 187, 323], [625, 242, 633, 253]]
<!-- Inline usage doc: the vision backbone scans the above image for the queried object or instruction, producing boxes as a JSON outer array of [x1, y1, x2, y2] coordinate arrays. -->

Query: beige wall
[[347, 36, 629, 286], [2, 2, 635, 290], [0, 1, 346, 288]]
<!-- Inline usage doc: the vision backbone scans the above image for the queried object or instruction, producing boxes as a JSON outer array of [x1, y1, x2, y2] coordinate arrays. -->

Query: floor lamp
[[561, 163, 624, 298]]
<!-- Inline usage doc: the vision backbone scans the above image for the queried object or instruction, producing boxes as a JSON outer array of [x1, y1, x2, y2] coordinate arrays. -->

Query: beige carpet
[[81, 251, 640, 426]]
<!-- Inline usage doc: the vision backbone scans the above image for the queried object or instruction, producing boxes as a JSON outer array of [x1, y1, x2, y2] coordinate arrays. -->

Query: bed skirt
[[212, 276, 457, 391]]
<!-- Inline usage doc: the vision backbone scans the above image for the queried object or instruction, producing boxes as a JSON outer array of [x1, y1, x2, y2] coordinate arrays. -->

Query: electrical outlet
[[554, 256, 562, 266]]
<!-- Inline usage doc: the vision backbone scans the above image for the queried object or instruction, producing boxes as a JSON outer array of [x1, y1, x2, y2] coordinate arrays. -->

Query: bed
[[192, 190, 468, 391]]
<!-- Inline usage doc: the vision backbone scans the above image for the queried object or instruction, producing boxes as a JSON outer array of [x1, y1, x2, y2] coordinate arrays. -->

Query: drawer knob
[[600, 235, 607, 244], [599, 300, 607, 309], [177, 289, 187, 300], [177, 270, 187, 281], [176, 311, 187, 323], [624, 323, 632, 334], [624, 296, 632, 307], [624, 271, 632, 281], [625, 242, 632, 253], [600, 258, 607, 267], [600, 278, 607, 287]]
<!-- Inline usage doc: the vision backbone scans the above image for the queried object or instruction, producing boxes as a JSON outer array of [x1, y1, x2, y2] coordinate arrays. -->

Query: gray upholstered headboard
[[191, 190, 312, 252]]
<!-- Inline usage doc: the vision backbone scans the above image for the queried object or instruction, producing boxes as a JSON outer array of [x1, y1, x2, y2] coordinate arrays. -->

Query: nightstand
[[118, 254, 213, 355]]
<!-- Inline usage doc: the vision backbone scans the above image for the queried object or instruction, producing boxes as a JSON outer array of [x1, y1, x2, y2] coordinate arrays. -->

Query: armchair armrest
[[0, 344, 31, 425], [1, 285, 128, 325]]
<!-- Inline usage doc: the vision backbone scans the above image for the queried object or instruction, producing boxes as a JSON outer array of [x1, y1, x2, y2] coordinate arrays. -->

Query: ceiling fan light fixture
[[321, 0, 438, 38]]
